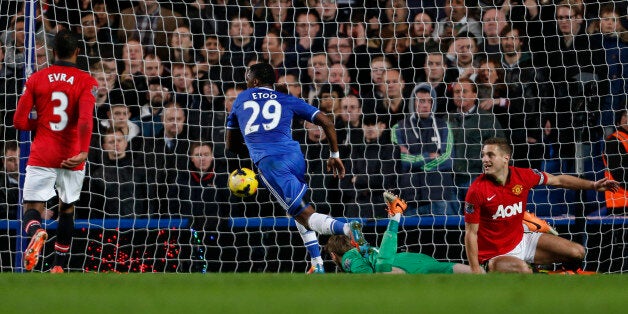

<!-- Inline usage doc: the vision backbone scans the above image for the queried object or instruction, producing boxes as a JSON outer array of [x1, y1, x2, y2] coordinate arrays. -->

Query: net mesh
[[0, 0, 626, 273]]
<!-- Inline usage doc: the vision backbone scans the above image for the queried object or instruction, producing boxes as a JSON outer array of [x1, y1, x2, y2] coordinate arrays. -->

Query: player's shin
[[296, 222, 323, 266], [54, 211, 74, 267]]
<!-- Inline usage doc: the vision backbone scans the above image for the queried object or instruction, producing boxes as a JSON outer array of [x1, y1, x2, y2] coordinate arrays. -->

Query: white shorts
[[493, 232, 542, 264], [23, 166, 85, 204]]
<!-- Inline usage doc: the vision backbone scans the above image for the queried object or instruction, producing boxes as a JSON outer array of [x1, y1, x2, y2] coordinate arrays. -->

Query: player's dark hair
[[249, 62, 276, 86], [484, 137, 512, 156], [54, 29, 79, 59]]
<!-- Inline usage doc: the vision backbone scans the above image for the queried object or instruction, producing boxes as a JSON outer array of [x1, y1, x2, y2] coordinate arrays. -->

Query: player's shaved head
[[54, 29, 79, 59], [248, 62, 276, 87]]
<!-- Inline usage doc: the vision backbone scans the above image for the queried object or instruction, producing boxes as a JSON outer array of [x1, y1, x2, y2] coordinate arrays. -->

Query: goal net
[[0, 0, 626, 273]]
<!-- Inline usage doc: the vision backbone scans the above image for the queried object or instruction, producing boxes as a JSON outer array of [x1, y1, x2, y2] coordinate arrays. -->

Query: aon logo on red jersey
[[492, 202, 523, 219]]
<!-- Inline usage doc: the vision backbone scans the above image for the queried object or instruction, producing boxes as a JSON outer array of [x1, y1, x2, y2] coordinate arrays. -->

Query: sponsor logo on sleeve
[[464, 202, 474, 214]]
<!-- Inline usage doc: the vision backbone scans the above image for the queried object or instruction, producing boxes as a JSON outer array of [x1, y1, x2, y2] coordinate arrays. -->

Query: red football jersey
[[14, 63, 97, 170], [464, 166, 548, 263]]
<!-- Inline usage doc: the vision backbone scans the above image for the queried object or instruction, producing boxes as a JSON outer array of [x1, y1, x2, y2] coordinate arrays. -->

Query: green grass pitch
[[1, 273, 626, 314]]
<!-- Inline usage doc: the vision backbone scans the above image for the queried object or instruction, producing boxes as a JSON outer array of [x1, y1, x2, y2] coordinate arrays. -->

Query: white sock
[[308, 213, 346, 235]]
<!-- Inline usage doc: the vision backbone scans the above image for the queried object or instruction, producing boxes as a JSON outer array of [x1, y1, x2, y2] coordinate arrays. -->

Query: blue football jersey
[[226, 87, 319, 163]]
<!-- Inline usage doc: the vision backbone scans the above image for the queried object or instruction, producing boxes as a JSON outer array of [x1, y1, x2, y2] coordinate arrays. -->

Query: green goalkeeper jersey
[[340, 220, 456, 274]]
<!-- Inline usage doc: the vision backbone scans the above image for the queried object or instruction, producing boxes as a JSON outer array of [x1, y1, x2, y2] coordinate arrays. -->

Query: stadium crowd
[[1, 0, 627, 231]]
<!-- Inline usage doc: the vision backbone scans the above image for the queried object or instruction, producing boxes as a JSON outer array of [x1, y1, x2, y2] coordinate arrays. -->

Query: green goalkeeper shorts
[[393, 252, 456, 274]]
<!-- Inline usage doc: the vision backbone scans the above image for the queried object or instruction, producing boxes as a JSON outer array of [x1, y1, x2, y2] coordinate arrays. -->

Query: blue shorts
[[257, 153, 309, 216]]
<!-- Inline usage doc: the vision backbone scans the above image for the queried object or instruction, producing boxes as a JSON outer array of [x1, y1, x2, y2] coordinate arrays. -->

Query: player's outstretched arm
[[313, 112, 345, 178], [545, 173, 619, 192], [225, 128, 250, 157]]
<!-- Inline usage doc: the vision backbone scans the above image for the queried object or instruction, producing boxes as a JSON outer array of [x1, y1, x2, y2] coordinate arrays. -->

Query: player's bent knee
[[59, 202, 75, 214], [570, 243, 586, 260]]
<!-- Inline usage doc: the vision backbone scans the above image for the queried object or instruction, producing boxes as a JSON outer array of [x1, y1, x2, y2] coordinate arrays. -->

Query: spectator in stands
[[0, 141, 19, 219], [596, 4, 628, 129], [194, 34, 233, 84], [407, 11, 439, 83], [77, 12, 114, 68], [314, 84, 344, 117], [99, 103, 141, 145], [145, 102, 191, 214], [336, 94, 364, 145], [433, 0, 482, 45], [499, 25, 545, 169], [410, 11, 438, 54], [92, 0, 118, 45], [480, 8, 508, 58], [377, 68, 409, 127], [292, 10, 325, 69], [138, 77, 172, 137], [3, 16, 25, 78], [445, 32, 479, 82], [88, 129, 148, 217], [310, 0, 344, 38], [143, 53, 167, 83], [119, 38, 145, 82], [117, 0, 181, 60], [448, 78, 505, 198], [420, 52, 451, 116], [171, 63, 201, 110], [328, 63, 359, 97], [326, 34, 353, 68], [223, 84, 246, 113], [168, 25, 195, 64], [254, 0, 296, 39], [358, 55, 392, 103], [381, 23, 415, 84], [0, 39, 7, 78], [393, 83, 458, 215], [259, 29, 299, 77], [337, 16, 371, 84], [603, 109, 628, 215], [118, 39, 149, 111], [303, 52, 331, 104], [476, 58, 508, 126], [543, 0, 608, 171], [35, 38, 51, 72], [277, 73, 303, 98], [168, 142, 229, 229], [189, 80, 223, 144], [340, 114, 396, 218], [185, 0, 234, 39], [224, 11, 258, 82], [91, 65, 121, 120]]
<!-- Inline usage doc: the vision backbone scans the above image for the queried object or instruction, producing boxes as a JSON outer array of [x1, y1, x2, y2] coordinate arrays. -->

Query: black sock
[[54, 252, 68, 267], [56, 211, 74, 248], [22, 209, 42, 237]]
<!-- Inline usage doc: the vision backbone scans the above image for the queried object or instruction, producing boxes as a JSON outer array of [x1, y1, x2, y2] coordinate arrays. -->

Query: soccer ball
[[228, 168, 258, 197]]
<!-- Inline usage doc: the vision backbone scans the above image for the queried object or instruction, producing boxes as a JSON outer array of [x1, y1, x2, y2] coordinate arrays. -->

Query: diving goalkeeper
[[325, 191, 473, 274]]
